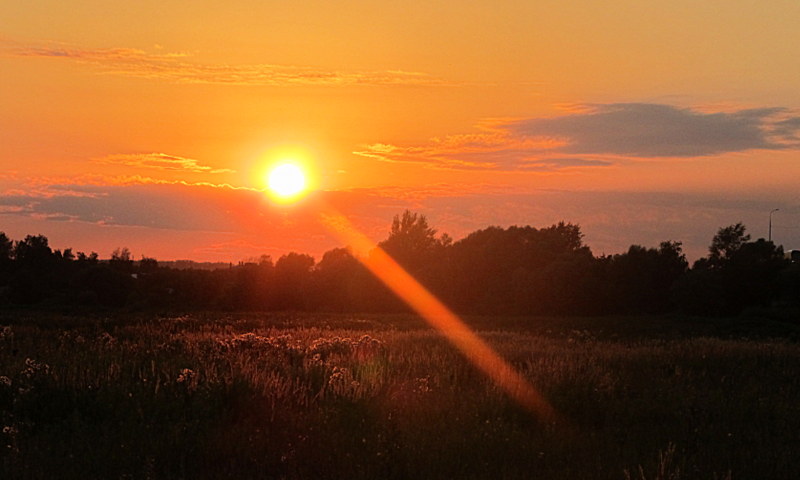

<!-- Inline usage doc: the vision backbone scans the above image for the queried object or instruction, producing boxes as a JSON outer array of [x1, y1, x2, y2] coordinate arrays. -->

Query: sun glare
[[267, 163, 307, 200]]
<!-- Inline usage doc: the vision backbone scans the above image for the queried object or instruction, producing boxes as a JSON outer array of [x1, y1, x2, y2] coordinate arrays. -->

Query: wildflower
[[414, 377, 432, 393], [176, 368, 195, 384], [97, 332, 117, 347], [356, 334, 383, 348], [266, 335, 294, 351], [309, 337, 353, 359], [353, 334, 385, 359], [328, 367, 348, 387], [307, 353, 324, 367], [21, 358, 50, 378], [0, 326, 13, 341], [0, 376, 10, 387]]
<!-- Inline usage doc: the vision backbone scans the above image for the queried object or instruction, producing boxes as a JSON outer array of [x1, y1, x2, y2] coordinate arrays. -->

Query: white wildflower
[[176, 368, 195, 384]]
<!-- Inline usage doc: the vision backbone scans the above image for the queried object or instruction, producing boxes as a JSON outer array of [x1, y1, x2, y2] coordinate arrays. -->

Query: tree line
[[1, 211, 798, 316]]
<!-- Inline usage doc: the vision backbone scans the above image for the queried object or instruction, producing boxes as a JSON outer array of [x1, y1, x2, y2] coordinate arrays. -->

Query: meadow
[[1, 311, 798, 479]]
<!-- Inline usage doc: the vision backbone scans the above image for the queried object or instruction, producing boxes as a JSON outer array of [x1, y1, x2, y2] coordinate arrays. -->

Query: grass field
[[1, 311, 799, 479]]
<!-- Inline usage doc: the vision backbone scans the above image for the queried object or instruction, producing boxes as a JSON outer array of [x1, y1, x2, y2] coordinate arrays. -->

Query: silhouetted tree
[[76, 251, 99, 264], [778, 261, 800, 307], [378, 210, 451, 274], [442, 225, 519, 313], [708, 222, 750, 267], [73, 264, 134, 307], [538, 222, 589, 254], [55, 248, 75, 262], [536, 250, 605, 315], [607, 241, 688, 313], [676, 224, 786, 315], [139, 256, 159, 274], [0, 232, 14, 268], [0, 232, 12, 303], [444, 222, 592, 314], [110, 247, 134, 273], [14, 235, 54, 269], [722, 238, 786, 312], [527, 223, 596, 314], [313, 247, 376, 311], [273, 253, 315, 310], [6, 235, 55, 303], [218, 256, 274, 310], [5, 215, 800, 316]]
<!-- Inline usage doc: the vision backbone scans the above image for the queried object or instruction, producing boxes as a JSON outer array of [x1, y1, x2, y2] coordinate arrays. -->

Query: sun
[[266, 163, 307, 200]]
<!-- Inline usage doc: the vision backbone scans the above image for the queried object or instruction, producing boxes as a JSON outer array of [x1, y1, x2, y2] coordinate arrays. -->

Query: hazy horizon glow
[[2, 1, 800, 262]]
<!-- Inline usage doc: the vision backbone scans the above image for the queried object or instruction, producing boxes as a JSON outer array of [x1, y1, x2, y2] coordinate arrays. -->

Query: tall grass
[[1, 312, 798, 479]]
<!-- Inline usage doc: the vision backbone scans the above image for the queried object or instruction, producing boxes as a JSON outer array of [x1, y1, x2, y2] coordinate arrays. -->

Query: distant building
[[787, 250, 800, 262]]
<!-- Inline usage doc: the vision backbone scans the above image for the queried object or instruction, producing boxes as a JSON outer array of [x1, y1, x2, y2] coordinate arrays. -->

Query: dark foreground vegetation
[[1, 212, 799, 316], [2, 213, 799, 477], [1, 312, 799, 479]]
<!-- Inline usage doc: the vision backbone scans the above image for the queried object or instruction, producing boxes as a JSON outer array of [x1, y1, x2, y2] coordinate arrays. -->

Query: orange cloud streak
[[4, 40, 448, 87], [95, 153, 235, 174]]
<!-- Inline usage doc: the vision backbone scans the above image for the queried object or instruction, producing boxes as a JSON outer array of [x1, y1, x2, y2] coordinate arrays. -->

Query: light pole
[[769, 208, 779, 243]]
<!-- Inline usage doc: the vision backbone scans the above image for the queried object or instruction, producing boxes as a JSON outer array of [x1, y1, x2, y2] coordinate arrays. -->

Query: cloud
[[772, 116, 800, 143], [0, 180, 420, 260], [3, 40, 448, 87], [355, 103, 800, 170], [0, 179, 407, 236], [96, 153, 235, 174], [0, 183, 261, 232], [354, 132, 608, 171], [506, 103, 800, 157]]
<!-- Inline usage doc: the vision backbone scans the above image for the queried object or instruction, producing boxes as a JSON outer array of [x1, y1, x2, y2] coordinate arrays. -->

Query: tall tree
[[313, 247, 378, 311], [708, 223, 750, 267], [607, 241, 688, 314], [377, 210, 451, 282], [110, 247, 134, 272], [273, 252, 315, 310], [379, 211, 449, 262], [13, 235, 53, 269], [677, 224, 786, 315]]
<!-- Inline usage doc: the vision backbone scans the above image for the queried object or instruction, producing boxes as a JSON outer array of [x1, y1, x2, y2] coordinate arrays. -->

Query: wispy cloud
[[95, 153, 235, 174], [3, 40, 448, 87], [354, 131, 611, 171], [355, 103, 800, 170]]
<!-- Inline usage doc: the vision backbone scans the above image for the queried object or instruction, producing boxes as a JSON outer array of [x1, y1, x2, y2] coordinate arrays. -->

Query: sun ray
[[318, 206, 560, 422]]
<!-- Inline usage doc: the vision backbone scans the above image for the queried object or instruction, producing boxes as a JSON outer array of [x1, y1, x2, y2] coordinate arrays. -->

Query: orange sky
[[2, 1, 800, 262]]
